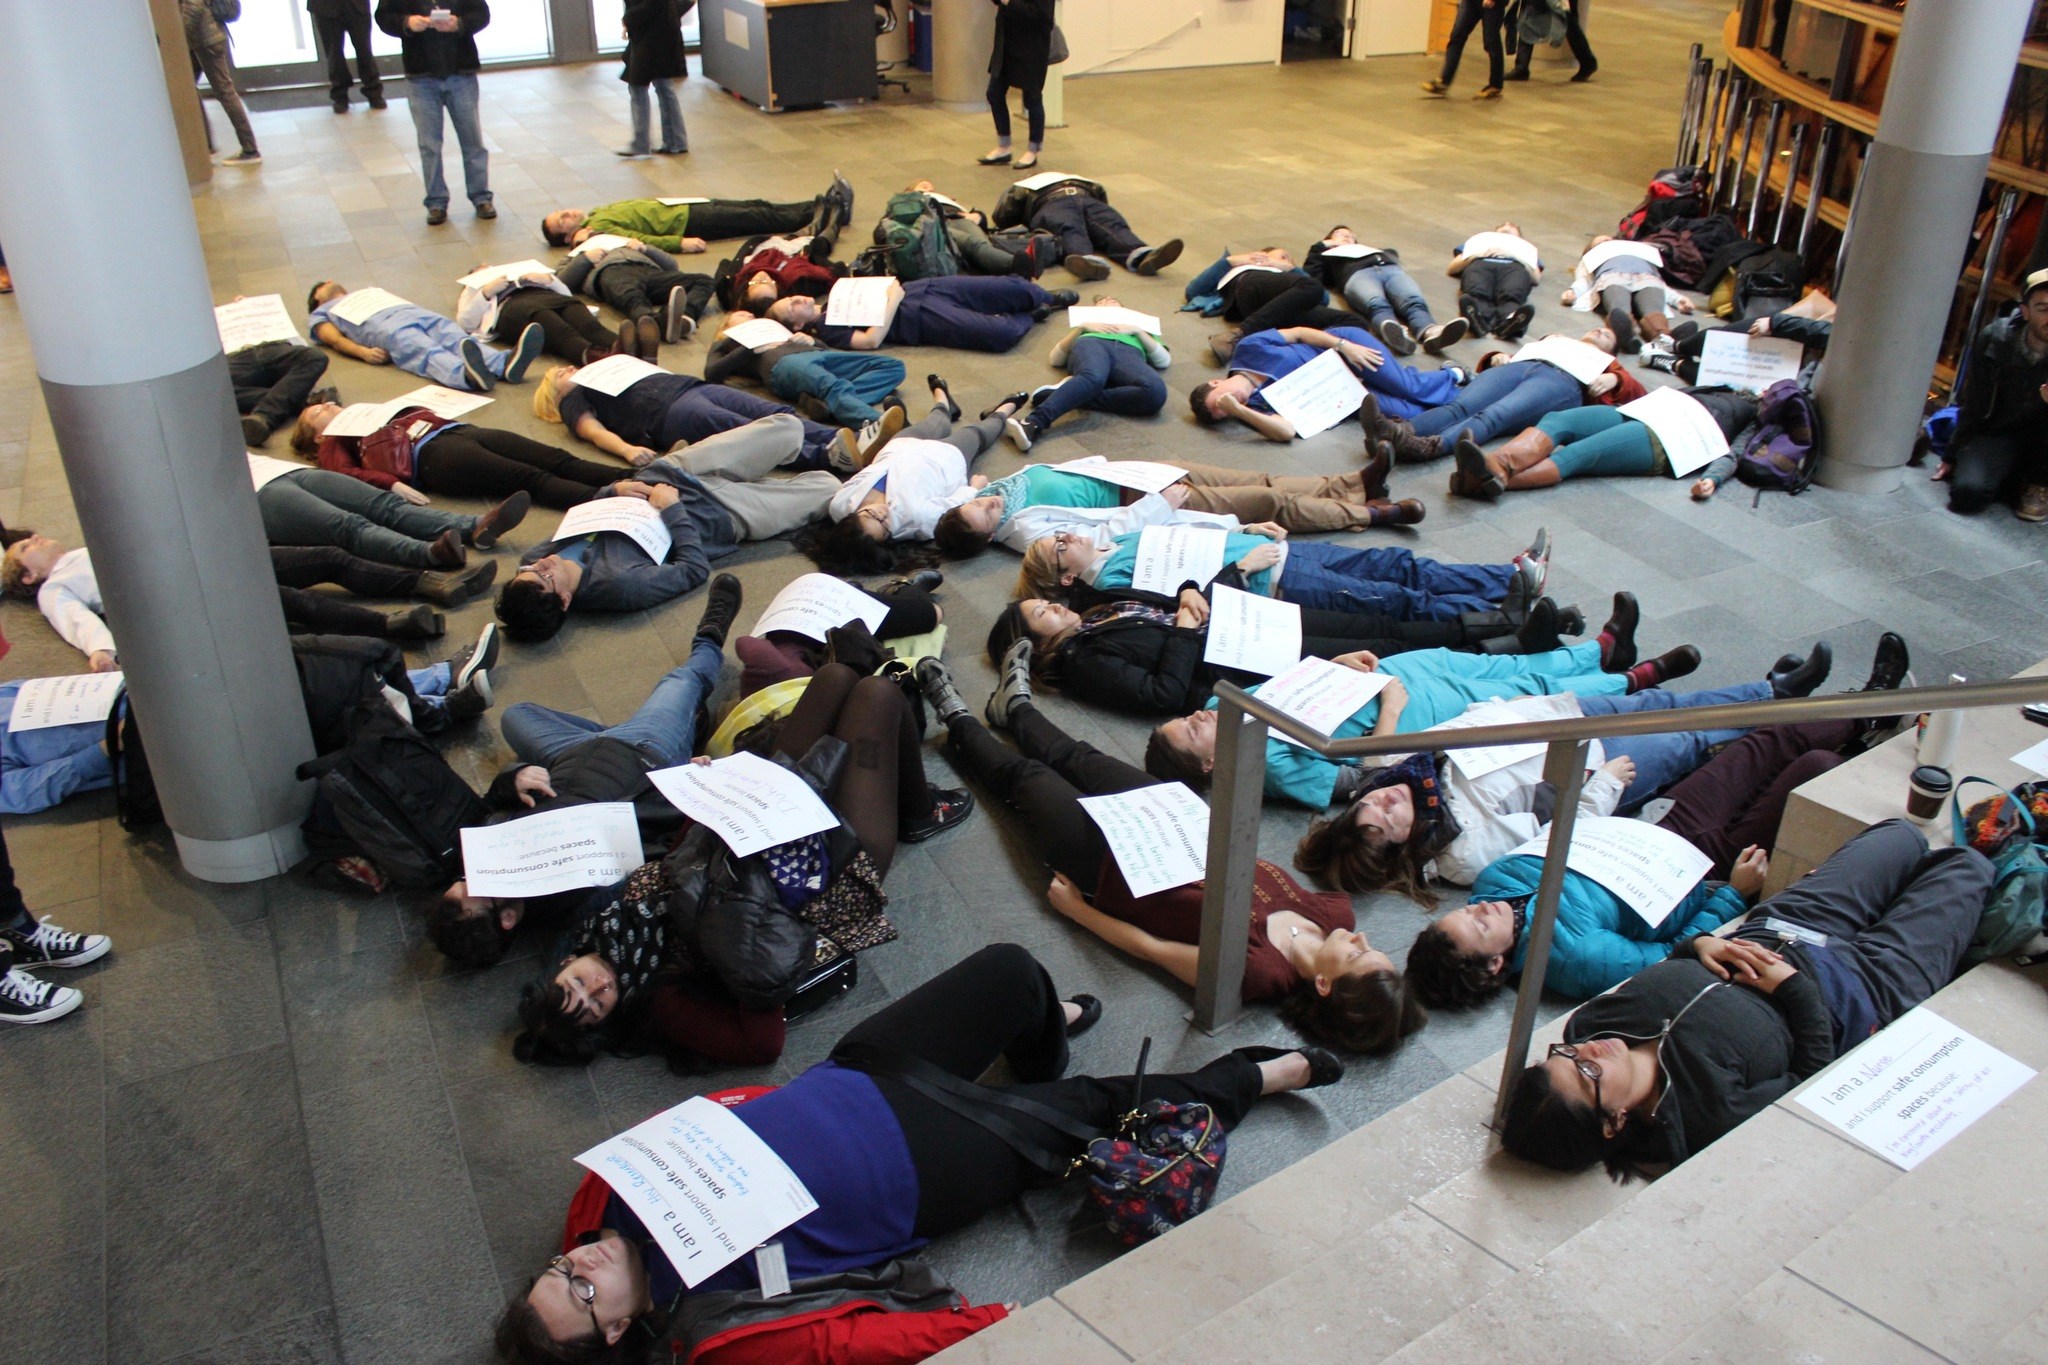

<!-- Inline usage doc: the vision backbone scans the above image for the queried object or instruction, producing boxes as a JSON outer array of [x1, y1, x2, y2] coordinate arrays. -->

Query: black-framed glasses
[[547, 1255, 602, 1338], [1050, 531, 1071, 574], [1547, 1042, 1604, 1113]]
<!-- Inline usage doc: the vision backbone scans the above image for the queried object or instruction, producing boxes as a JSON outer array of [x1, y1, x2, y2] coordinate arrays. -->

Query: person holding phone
[[375, 0, 493, 225]]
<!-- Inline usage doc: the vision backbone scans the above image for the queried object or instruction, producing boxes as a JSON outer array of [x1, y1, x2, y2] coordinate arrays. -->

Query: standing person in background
[[1507, 0, 1596, 83], [309, 0, 386, 112], [1421, 0, 1504, 101], [979, 0, 1056, 170], [618, 0, 688, 157], [179, 0, 263, 165], [376, 0, 493, 226]]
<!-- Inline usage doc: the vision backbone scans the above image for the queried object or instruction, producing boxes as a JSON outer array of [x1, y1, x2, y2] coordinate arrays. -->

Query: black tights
[[835, 944, 1265, 1238], [415, 427, 620, 509], [279, 585, 394, 638], [269, 545, 419, 598], [945, 702, 1151, 896], [772, 664, 931, 875], [493, 289, 614, 361]]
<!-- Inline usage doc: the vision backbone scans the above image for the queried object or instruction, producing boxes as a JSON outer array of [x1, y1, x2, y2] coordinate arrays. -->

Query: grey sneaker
[[914, 657, 972, 727], [986, 638, 1034, 729]]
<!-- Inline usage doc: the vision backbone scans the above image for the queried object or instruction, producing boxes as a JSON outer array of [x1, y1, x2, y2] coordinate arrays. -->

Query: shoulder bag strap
[[844, 1045, 1102, 1176]]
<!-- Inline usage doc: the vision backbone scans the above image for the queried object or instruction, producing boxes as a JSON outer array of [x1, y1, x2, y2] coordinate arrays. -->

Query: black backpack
[[297, 700, 489, 888], [104, 686, 162, 832]]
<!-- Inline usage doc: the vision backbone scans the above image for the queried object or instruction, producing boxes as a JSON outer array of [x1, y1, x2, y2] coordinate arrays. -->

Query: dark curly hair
[[497, 576, 569, 643], [1405, 922, 1509, 1008], [1294, 808, 1437, 903], [426, 894, 514, 969], [514, 979, 600, 1066], [1498, 1064, 1661, 1182], [932, 505, 994, 559], [794, 516, 936, 577], [1279, 970, 1426, 1056]]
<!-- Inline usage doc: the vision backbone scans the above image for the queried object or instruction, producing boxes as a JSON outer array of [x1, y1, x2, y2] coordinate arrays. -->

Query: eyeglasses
[[1547, 1042, 1604, 1114], [547, 1255, 603, 1339], [1051, 531, 1072, 575]]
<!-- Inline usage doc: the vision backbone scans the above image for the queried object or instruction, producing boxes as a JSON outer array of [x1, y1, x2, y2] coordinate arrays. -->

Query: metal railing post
[[1747, 100, 1786, 238], [1773, 121, 1810, 246], [1491, 739, 1590, 1131], [1193, 695, 1266, 1033]]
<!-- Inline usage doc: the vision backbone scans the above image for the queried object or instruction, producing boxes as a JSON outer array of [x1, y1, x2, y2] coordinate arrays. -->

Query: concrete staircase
[[937, 959, 2048, 1364]]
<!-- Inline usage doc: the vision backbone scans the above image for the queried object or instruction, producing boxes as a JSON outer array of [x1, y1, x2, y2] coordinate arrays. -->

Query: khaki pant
[[1174, 462, 1378, 533]]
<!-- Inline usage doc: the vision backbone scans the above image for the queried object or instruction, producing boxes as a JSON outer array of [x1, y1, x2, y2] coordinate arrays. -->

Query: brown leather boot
[[1494, 426, 1556, 475], [1366, 498, 1426, 527], [1360, 439, 1392, 501], [1384, 418, 1444, 464]]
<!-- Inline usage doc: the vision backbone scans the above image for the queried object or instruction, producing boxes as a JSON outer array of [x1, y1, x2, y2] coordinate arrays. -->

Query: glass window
[[474, 0, 555, 61], [591, 0, 699, 56], [226, 0, 551, 67]]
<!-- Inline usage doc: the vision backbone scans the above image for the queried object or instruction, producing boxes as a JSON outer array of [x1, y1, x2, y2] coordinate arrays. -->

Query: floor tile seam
[[1404, 1198, 1523, 1276], [1778, 1265, 1963, 1364], [264, 916, 349, 1359], [1043, 1293, 1138, 1363]]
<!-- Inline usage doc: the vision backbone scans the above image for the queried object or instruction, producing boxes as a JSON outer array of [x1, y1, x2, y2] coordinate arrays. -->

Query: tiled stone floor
[[2, 3, 2043, 1361]]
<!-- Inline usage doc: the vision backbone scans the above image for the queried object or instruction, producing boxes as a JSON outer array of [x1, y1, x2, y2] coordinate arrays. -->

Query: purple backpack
[[1735, 379, 1820, 494]]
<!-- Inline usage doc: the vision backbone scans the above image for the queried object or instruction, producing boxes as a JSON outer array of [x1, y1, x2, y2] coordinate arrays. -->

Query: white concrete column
[[1814, 0, 2034, 492], [0, 0, 318, 880], [932, 0, 998, 111]]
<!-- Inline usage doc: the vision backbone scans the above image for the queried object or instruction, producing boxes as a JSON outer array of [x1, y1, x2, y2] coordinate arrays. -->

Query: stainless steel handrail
[[1195, 673, 2048, 1129]]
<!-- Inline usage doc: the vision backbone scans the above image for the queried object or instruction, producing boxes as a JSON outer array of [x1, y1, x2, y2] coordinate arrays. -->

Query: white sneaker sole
[[0, 987, 83, 1023]]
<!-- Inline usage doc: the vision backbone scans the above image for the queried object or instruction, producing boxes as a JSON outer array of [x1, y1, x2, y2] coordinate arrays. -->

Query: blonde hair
[[533, 367, 568, 423], [1016, 538, 1061, 600]]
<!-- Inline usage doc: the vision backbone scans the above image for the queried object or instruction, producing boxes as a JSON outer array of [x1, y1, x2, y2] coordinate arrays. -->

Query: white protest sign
[[1078, 783, 1211, 899], [646, 751, 839, 857], [1203, 585, 1302, 677], [1695, 330, 1807, 391], [1430, 697, 1573, 780], [1215, 263, 1285, 290], [551, 496, 674, 563], [722, 317, 795, 352], [1513, 336, 1616, 385], [247, 454, 308, 489], [1056, 456, 1187, 496], [1257, 347, 1368, 439], [576, 1095, 818, 1288], [214, 294, 303, 353], [825, 277, 898, 328], [922, 191, 964, 210], [1067, 305, 1162, 335], [1129, 525, 1229, 595], [2012, 735, 2048, 777], [1460, 231, 1543, 271], [1013, 171, 1081, 191], [1795, 1007, 2035, 1171], [1509, 816, 1710, 928], [326, 286, 412, 326], [569, 353, 667, 396], [8, 673, 125, 732], [655, 196, 712, 206], [1317, 243, 1384, 260], [749, 573, 890, 642], [1254, 656, 1391, 749], [1581, 239, 1662, 274], [571, 233, 637, 258], [456, 259, 553, 290], [392, 384, 495, 419], [319, 401, 407, 439], [1619, 387, 1730, 478], [459, 802, 645, 897]]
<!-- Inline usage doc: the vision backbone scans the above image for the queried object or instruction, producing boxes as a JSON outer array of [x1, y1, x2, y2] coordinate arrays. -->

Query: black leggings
[[493, 289, 614, 360], [771, 665, 933, 876], [834, 943, 1264, 1238], [1227, 273, 1333, 334], [987, 73, 1046, 149], [945, 701, 1152, 896], [688, 199, 820, 243], [279, 585, 394, 638], [269, 544, 419, 598], [414, 427, 620, 509], [595, 265, 715, 323]]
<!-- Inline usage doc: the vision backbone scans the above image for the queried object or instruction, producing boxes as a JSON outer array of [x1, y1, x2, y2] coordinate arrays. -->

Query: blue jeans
[[770, 352, 907, 426], [258, 469, 475, 568], [1580, 680, 1773, 808], [1035, 336, 1167, 429], [407, 73, 490, 210], [1411, 360, 1583, 446], [1343, 264, 1434, 331], [1276, 542, 1511, 621], [500, 638, 721, 767], [627, 79, 686, 153]]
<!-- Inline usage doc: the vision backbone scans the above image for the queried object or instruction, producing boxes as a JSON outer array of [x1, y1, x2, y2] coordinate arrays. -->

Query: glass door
[[225, 0, 556, 90], [590, 0, 700, 56]]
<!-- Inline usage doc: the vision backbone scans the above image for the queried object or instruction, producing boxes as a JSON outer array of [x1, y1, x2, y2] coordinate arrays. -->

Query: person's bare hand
[[1331, 649, 1380, 673], [626, 447, 659, 468], [968, 474, 989, 489], [1728, 845, 1769, 899], [1672, 296, 1696, 314], [1237, 542, 1283, 573], [1692, 934, 1780, 983], [1751, 956, 1798, 994], [1600, 754, 1636, 788], [1377, 676, 1408, 717], [1749, 317, 1773, 336], [1561, 288, 1577, 306], [1218, 392, 1252, 416], [679, 238, 708, 254], [1587, 373, 1619, 397], [88, 650, 119, 674], [392, 482, 431, 506], [645, 483, 681, 509], [1177, 588, 1210, 626], [1047, 872, 1089, 920], [406, 13, 431, 29], [1690, 476, 1717, 501], [1338, 340, 1384, 372], [612, 480, 656, 499], [691, 754, 713, 766], [361, 347, 390, 365], [571, 227, 594, 246], [1161, 483, 1190, 508], [514, 766, 556, 806], [1246, 521, 1288, 541]]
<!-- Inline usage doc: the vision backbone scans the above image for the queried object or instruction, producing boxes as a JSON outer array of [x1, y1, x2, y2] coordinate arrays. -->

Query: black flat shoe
[[980, 391, 1030, 420], [926, 374, 962, 421], [900, 786, 975, 843], [1065, 994, 1103, 1037], [885, 569, 944, 594], [1233, 1045, 1345, 1089], [977, 151, 1013, 165], [1600, 590, 1640, 672]]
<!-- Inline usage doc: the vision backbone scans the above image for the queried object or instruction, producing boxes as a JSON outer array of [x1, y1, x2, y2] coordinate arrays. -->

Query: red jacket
[[315, 406, 456, 489]]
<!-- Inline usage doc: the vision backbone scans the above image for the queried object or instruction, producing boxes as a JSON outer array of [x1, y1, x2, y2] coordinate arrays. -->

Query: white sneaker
[[1641, 334, 1676, 358], [0, 966, 83, 1025], [4, 915, 111, 968]]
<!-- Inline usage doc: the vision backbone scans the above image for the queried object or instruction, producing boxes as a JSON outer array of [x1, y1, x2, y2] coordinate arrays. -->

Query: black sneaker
[[442, 669, 493, 722], [694, 573, 743, 649], [0, 965, 82, 1025], [241, 415, 272, 447], [504, 322, 545, 383], [3, 915, 111, 968], [900, 786, 975, 843], [449, 621, 500, 691], [884, 570, 944, 595], [1376, 317, 1417, 356]]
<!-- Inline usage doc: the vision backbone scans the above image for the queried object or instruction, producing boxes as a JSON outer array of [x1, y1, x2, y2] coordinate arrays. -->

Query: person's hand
[[1561, 288, 1577, 306], [1749, 317, 1773, 336], [1587, 373, 1619, 397], [570, 227, 594, 246], [626, 446, 660, 468], [1692, 934, 1780, 984], [1337, 340, 1384, 372], [1236, 542, 1283, 573], [1161, 482, 1190, 508], [612, 479, 656, 499], [88, 650, 119, 674], [1246, 521, 1288, 541], [392, 482, 431, 506], [1331, 649, 1379, 673], [1751, 956, 1799, 994], [679, 237, 708, 254], [406, 13, 431, 29], [514, 766, 557, 807], [888, 280, 906, 301], [1673, 296, 1696, 314], [1217, 392, 1252, 416], [2039, 382, 2048, 406], [430, 9, 459, 31], [645, 483, 681, 509], [361, 347, 390, 365], [1600, 754, 1636, 788], [1176, 587, 1210, 627], [1728, 844, 1769, 900], [1047, 872, 1089, 921], [691, 754, 713, 766], [1377, 676, 1408, 720], [969, 474, 989, 489], [1690, 475, 1718, 501]]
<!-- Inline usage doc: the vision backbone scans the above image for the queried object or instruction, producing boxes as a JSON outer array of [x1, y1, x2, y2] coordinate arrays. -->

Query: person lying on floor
[[295, 400, 628, 510], [1386, 328, 1643, 465], [495, 416, 842, 643], [496, 944, 1340, 1361], [704, 309, 909, 433], [1406, 694, 1910, 1006], [988, 172, 1182, 282], [883, 181, 1054, 279], [510, 663, 975, 1067], [923, 655, 1427, 1054], [713, 231, 844, 311], [540, 181, 850, 252], [554, 239, 712, 358], [1304, 226, 1468, 357], [1446, 385, 1759, 501], [532, 362, 859, 472], [1650, 289, 1833, 382], [1183, 246, 1353, 363], [1558, 235, 1696, 358], [1017, 522, 1547, 624], [307, 281, 545, 394], [455, 264, 620, 366], [248, 451, 528, 571], [226, 328, 334, 448], [1448, 223, 1544, 341], [1299, 625, 1906, 897], [1500, 820, 1992, 1176], [728, 576, 944, 699], [984, 589, 1579, 719], [1189, 322, 1466, 443], [769, 276, 1078, 355], [999, 293, 1169, 452]]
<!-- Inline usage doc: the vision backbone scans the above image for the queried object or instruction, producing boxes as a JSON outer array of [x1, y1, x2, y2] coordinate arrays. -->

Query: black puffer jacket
[[620, 0, 688, 84], [292, 635, 428, 752]]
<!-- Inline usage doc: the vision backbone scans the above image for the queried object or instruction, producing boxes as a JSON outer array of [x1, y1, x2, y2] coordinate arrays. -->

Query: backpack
[[1954, 778, 2048, 965], [872, 192, 958, 282], [1732, 247, 1808, 320], [1618, 167, 1707, 241], [1734, 379, 1821, 494], [296, 700, 489, 888], [104, 686, 163, 832]]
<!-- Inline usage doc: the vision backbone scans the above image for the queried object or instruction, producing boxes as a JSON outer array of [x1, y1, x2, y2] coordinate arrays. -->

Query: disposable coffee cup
[[1906, 765, 1952, 822]]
